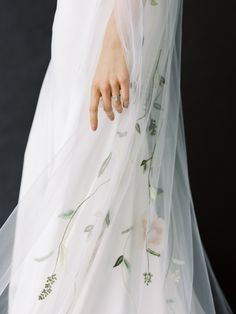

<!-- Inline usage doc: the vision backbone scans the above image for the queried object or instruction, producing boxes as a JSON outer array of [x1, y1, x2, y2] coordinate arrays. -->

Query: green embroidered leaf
[[124, 258, 131, 271], [98, 152, 112, 177], [84, 225, 94, 232], [153, 101, 162, 110], [146, 248, 161, 257], [140, 160, 146, 166], [58, 209, 75, 219], [150, 0, 158, 5], [121, 226, 134, 234], [34, 250, 54, 262], [159, 76, 165, 87], [117, 131, 128, 137], [140, 159, 149, 171], [105, 211, 110, 226], [135, 122, 141, 134], [113, 255, 124, 267]]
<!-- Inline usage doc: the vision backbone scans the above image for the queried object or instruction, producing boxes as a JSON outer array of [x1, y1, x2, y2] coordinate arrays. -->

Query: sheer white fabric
[[0, 0, 233, 313]]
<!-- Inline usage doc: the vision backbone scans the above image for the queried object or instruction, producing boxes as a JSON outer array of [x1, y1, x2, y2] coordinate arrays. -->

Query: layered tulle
[[0, 0, 233, 313]]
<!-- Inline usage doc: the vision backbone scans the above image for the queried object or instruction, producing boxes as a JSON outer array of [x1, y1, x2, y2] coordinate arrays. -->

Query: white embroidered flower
[[172, 257, 185, 266], [170, 269, 181, 283]]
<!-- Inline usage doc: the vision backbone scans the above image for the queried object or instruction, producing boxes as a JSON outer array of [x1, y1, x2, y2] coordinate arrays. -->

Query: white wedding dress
[[0, 0, 233, 313]]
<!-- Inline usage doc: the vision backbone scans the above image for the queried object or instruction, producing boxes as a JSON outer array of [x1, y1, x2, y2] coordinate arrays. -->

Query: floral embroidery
[[148, 118, 157, 136], [84, 225, 94, 232], [86, 209, 112, 273], [153, 101, 162, 111], [113, 226, 133, 272], [135, 122, 141, 134], [116, 130, 128, 137], [150, 0, 158, 5], [170, 269, 181, 283], [98, 152, 112, 177], [143, 213, 164, 285], [105, 210, 110, 226], [38, 274, 57, 300], [57, 209, 75, 219], [135, 49, 164, 135], [37, 176, 111, 301], [172, 257, 185, 266], [169, 257, 185, 284], [113, 255, 131, 271], [134, 48, 167, 285], [143, 272, 153, 285], [34, 250, 54, 263]]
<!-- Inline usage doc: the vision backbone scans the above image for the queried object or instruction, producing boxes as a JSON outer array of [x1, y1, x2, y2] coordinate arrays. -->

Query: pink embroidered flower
[[133, 211, 165, 252]]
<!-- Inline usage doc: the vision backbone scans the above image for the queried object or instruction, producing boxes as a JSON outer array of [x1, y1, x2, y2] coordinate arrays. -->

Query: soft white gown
[[0, 0, 233, 313]]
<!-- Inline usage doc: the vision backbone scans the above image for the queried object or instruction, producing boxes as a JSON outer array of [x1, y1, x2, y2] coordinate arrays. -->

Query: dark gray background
[[0, 0, 235, 311]]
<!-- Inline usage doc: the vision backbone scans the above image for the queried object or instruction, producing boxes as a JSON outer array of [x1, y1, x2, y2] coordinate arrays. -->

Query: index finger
[[89, 86, 101, 131]]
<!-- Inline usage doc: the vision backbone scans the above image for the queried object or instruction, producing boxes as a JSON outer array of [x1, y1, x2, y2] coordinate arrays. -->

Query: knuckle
[[100, 81, 110, 92], [110, 78, 119, 88], [91, 82, 99, 91], [119, 76, 129, 85]]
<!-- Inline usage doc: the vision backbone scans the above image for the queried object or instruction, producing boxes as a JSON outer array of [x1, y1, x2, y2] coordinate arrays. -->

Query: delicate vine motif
[[135, 49, 164, 135], [37, 151, 113, 301], [98, 152, 112, 177], [141, 141, 162, 284], [113, 226, 133, 272], [136, 47, 167, 285]]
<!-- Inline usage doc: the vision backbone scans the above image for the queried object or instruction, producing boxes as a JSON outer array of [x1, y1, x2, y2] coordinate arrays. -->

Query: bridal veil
[[0, 0, 233, 313]]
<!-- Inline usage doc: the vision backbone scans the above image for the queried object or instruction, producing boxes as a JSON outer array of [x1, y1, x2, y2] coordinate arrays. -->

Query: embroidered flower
[[170, 269, 181, 283], [143, 272, 153, 285], [133, 211, 165, 252]]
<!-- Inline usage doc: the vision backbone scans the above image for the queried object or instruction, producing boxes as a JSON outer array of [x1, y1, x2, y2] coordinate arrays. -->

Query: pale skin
[[89, 10, 130, 131]]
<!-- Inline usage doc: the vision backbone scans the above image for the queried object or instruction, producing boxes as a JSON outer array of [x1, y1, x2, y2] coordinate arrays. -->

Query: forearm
[[102, 10, 121, 50]]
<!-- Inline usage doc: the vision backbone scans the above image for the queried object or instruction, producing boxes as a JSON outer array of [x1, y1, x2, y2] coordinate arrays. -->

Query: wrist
[[102, 11, 122, 49]]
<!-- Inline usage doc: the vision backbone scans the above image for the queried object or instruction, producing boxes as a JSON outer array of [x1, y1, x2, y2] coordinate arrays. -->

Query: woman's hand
[[89, 11, 130, 131]]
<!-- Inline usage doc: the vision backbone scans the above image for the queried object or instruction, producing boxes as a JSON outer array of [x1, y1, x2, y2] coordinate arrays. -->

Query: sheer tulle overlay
[[0, 0, 233, 313]]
